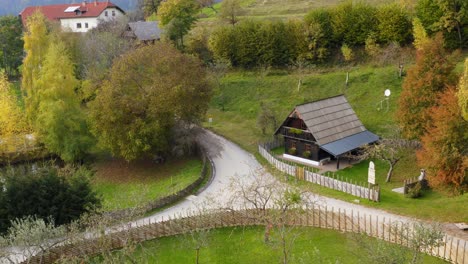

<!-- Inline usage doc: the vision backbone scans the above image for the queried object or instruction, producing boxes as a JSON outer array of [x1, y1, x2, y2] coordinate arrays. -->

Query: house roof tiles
[[19, 1, 124, 26], [276, 95, 379, 157]]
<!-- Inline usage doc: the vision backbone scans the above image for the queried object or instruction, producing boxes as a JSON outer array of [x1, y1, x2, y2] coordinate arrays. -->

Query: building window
[[105, 11, 108, 16], [305, 144, 312, 152], [112, 10, 116, 16], [85, 23, 88, 28], [76, 23, 82, 29]]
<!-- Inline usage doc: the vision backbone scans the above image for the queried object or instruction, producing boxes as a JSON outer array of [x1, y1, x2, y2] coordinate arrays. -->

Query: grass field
[[200, 0, 394, 21], [92, 158, 203, 211], [204, 65, 468, 222], [100, 226, 447, 263]]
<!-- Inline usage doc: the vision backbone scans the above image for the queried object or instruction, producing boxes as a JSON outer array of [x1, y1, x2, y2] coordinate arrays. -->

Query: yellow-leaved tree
[[412, 18, 429, 50], [458, 58, 468, 121], [34, 36, 94, 162], [21, 10, 49, 123], [0, 71, 27, 137]]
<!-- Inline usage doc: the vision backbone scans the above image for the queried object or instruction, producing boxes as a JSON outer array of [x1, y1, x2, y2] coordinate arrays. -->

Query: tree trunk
[[385, 159, 399, 182], [196, 248, 200, 264]]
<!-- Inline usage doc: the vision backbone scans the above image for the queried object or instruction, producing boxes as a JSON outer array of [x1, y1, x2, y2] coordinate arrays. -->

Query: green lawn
[[204, 66, 468, 222], [92, 158, 203, 211], [100, 226, 447, 263]]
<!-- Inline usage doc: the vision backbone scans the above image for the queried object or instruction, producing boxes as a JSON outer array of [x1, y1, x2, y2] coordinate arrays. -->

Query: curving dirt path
[[136, 129, 464, 238]]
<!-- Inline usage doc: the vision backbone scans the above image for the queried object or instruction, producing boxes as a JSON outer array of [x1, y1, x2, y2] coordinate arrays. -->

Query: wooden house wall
[[285, 138, 330, 161]]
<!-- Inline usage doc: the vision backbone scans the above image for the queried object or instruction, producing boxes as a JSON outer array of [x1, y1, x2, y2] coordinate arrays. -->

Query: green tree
[[397, 33, 457, 139], [219, 0, 243, 25], [21, 11, 49, 124], [303, 9, 333, 62], [0, 164, 100, 233], [89, 43, 212, 161], [35, 37, 94, 162], [157, 0, 200, 48], [0, 16, 23, 78], [330, 2, 378, 46], [416, 0, 468, 49], [377, 4, 412, 44], [142, 0, 163, 18]]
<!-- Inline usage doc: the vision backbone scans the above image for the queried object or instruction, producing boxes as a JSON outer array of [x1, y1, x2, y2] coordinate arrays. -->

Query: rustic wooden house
[[274, 95, 379, 168], [124, 21, 162, 44]]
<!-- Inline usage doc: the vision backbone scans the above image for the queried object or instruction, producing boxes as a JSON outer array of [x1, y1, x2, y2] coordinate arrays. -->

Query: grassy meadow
[[204, 65, 468, 222], [200, 0, 395, 21], [97, 226, 447, 263], [92, 158, 203, 211]]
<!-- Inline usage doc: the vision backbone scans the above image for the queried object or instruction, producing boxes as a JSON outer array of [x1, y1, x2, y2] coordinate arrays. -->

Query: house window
[[85, 23, 88, 28], [112, 10, 116, 16], [105, 11, 108, 16], [305, 144, 312, 152], [76, 23, 82, 29]]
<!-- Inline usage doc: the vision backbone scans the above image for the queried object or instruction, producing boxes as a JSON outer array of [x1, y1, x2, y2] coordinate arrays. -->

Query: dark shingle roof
[[296, 95, 367, 145], [127, 21, 161, 41], [280, 95, 379, 156]]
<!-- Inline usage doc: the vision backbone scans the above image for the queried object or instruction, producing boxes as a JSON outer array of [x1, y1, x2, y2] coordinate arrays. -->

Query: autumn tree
[[21, 11, 50, 123], [89, 43, 212, 161], [396, 33, 457, 139], [35, 36, 94, 162], [219, 0, 243, 25], [0, 16, 23, 78], [458, 58, 468, 120], [0, 71, 27, 137], [412, 18, 429, 50], [417, 87, 468, 191], [157, 0, 200, 48]]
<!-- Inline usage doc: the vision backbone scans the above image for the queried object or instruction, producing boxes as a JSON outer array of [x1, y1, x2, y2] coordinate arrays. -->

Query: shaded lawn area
[[92, 158, 202, 211], [102, 226, 447, 264], [204, 66, 467, 222]]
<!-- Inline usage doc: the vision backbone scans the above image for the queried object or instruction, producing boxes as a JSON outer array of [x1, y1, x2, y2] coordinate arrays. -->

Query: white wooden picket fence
[[259, 140, 380, 202]]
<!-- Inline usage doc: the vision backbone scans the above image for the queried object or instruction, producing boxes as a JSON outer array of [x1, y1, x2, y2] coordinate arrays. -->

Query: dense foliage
[[89, 43, 212, 161], [157, 0, 200, 48], [210, 20, 305, 68], [0, 164, 100, 233], [210, 2, 413, 68], [417, 88, 468, 191], [34, 36, 94, 162], [0, 71, 27, 137], [396, 34, 457, 139], [0, 16, 23, 78], [21, 11, 50, 124], [416, 0, 468, 49]]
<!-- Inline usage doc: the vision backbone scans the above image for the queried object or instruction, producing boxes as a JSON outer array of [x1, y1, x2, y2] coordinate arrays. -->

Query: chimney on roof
[[82, 1, 87, 6], [94, 0, 97, 6]]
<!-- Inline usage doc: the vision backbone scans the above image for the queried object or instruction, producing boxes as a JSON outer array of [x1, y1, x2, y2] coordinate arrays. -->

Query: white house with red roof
[[19, 1, 125, 33]]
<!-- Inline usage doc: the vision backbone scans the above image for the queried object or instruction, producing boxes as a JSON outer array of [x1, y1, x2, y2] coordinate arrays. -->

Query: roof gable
[[127, 21, 162, 41], [295, 95, 367, 145], [19, 1, 124, 26]]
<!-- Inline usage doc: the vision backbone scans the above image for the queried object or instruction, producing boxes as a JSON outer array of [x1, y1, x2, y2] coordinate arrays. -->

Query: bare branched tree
[[229, 170, 316, 264]]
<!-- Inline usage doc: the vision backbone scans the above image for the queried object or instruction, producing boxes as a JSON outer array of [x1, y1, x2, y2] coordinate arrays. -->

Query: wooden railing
[[279, 126, 315, 142]]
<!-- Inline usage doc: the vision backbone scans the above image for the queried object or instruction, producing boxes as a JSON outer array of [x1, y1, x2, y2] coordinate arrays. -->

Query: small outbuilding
[[124, 21, 162, 44], [274, 95, 379, 169]]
